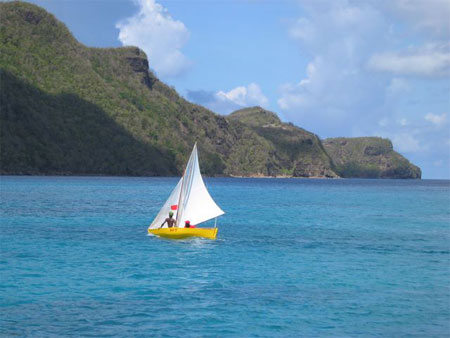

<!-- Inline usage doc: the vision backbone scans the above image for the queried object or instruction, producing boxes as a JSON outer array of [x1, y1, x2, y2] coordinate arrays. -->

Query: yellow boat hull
[[148, 227, 218, 240]]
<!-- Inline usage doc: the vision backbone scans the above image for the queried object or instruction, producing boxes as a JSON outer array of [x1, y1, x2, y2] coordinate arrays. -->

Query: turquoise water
[[1, 176, 449, 337]]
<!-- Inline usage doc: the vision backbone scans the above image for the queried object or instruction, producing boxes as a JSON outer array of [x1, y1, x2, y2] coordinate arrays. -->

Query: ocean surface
[[1, 176, 449, 337]]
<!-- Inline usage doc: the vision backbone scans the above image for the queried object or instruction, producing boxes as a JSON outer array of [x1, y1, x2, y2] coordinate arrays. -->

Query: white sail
[[148, 143, 224, 230], [176, 143, 224, 226], [148, 177, 182, 229]]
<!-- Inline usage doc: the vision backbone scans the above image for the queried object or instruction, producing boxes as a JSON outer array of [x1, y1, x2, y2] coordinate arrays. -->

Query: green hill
[[323, 137, 421, 178], [228, 107, 337, 177], [0, 1, 266, 176], [0, 2, 421, 179]]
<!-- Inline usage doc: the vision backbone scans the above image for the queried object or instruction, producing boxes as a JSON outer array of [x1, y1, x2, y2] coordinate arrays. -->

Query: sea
[[1, 176, 449, 337]]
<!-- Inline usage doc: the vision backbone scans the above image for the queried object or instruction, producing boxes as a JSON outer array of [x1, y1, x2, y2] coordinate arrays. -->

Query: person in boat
[[160, 211, 176, 228], [184, 220, 195, 228]]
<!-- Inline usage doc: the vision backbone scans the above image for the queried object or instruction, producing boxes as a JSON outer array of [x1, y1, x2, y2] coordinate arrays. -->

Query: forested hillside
[[0, 2, 421, 178]]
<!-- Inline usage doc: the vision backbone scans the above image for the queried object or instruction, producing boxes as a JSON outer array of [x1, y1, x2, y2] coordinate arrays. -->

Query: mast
[[175, 165, 186, 227], [176, 142, 197, 227]]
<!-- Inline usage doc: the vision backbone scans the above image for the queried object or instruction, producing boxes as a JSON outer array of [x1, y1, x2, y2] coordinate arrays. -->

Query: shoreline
[[0, 173, 426, 180], [228, 174, 339, 179], [0, 173, 336, 179]]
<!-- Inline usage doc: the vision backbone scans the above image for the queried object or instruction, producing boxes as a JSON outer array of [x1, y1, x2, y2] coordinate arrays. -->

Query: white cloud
[[278, 1, 387, 134], [187, 83, 269, 115], [217, 83, 269, 108], [368, 43, 450, 77], [387, 0, 450, 37], [278, 60, 316, 111], [116, 0, 191, 78], [425, 112, 447, 126], [368, 0, 450, 78]]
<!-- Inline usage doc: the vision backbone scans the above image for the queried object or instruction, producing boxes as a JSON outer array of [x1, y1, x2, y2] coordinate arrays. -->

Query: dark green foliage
[[0, 70, 176, 175], [337, 162, 381, 178], [198, 150, 225, 176]]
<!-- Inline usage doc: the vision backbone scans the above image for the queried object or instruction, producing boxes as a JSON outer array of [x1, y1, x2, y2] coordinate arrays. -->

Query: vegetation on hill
[[228, 107, 337, 177], [1, 69, 177, 175], [323, 137, 421, 178], [0, 2, 268, 176], [0, 2, 421, 179]]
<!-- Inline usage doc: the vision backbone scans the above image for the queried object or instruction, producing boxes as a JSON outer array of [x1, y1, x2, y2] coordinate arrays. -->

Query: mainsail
[[148, 143, 224, 229]]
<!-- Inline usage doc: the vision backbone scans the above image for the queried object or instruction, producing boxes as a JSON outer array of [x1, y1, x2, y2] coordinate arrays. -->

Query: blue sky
[[25, 0, 450, 178]]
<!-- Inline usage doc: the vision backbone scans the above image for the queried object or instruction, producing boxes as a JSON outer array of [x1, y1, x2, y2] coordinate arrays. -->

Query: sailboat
[[148, 143, 224, 240]]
